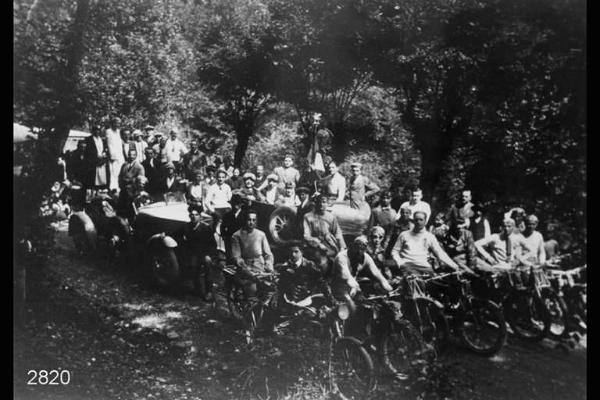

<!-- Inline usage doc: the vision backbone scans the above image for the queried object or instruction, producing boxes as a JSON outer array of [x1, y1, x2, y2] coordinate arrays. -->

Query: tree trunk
[[330, 121, 347, 164], [233, 127, 252, 169]]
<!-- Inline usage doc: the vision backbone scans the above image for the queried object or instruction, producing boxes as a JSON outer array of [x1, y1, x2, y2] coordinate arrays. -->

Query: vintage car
[[68, 192, 371, 288]]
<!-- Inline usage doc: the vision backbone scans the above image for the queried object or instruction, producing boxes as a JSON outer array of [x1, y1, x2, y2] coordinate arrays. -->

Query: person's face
[[434, 215, 444, 226], [413, 213, 426, 230], [194, 173, 203, 183], [246, 213, 257, 230], [145, 149, 155, 159], [502, 220, 515, 235], [285, 187, 294, 196], [315, 198, 327, 212], [190, 141, 198, 151], [170, 132, 177, 140], [244, 179, 254, 188], [160, 137, 167, 146], [207, 170, 215, 179], [525, 217, 539, 231], [217, 172, 226, 184], [189, 209, 201, 224], [284, 157, 293, 168], [381, 195, 391, 207], [370, 232, 383, 247], [299, 192, 308, 202], [328, 162, 337, 174], [290, 247, 302, 262], [268, 179, 277, 188], [411, 190, 422, 204], [400, 208, 411, 220], [462, 191, 472, 204], [351, 166, 360, 176], [122, 130, 131, 141], [128, 150, 137, 162], [256, 166, 264, 176], [167, 167, 175, 177], [233, 168, 240, 177]]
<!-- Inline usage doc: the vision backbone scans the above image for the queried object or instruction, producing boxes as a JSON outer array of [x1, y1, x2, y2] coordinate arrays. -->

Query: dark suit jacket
[[142, 158, 161, 193], [156, 177, 186, 195]]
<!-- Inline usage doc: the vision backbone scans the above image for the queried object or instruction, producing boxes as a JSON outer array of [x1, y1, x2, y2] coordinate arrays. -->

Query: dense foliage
[[14, 0, 585, 248]]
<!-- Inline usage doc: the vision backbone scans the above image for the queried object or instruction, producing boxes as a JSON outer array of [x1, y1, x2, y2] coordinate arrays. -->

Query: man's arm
[[231, 232, 244, 266], [330, 216, 347, 250], [364, 178, 380, 200], [204, 186, 215, 212], [390, 233, 405, 268], [364, 254, 392, 292], [334, 256, 360, 295], [474, 236, 496, 265], [337, 176, 346, 201], [483, 219, 491, 238], [261, 232, 274, 272], [429, 235, 459, 270]]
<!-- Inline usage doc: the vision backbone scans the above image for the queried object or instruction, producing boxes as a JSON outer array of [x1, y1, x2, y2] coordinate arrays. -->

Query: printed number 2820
[[27, 370, 71, 385]]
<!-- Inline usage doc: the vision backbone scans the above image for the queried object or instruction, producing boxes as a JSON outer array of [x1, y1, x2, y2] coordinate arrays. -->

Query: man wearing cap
[[330, 236, 393, 301], [262, 174, 281, 205], [132, 130, 147, 163], [105, 117, 125, 192], [347, 162, 380, 210], [164, 129, 188, 168], [369, 190, 397, 237], [303, 194, 346, 258], [277, 244, 329, 303], [238, 172, 265, 202], [274, 155, 300, 189], [277, 182, 300, 208], [204, 169, 232, 216], [157, 162, 185, 194], [231, 209, 274, 297], [181, 138, 204, 180]]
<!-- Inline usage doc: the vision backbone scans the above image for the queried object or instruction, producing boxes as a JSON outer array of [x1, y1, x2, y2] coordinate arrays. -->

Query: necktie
[[505, 234, 512, 261]]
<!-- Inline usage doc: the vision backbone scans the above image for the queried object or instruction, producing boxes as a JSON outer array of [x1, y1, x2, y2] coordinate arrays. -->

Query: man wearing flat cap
[[348, 162, 380, 211]]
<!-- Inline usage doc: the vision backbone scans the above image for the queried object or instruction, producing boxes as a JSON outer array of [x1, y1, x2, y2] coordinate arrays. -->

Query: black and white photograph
[[13, 0, 586, 399]]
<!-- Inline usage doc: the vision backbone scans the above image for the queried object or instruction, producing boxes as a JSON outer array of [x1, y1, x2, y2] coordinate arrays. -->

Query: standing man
[[84, 124, 109, 194], [369, 190, 397, 237], [164, 128, 188, 169], [469, 203, 492, 241], [261, 174, 281, 205], [398, 188, 432, 224], [204, 170, 232, 216], [181, 139, 204, 180], [118, 149, 145, 194], [323, 160, 346, 202], [105, 117, 125, 192], [447, 189, 475, 227], [521, 215, 547, 266], [276, 182, 300, 208], [156, 162, 185, 194], [221, 194, 245, 258], [142, 147, 161, 196], [254, 165, 268, 191], [274, 154, 300, 189], [347, 162, 380, 210], [132, 130, 147, 163]]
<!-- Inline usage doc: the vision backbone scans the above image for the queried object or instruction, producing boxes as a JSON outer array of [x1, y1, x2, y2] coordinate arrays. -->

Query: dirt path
[[14, 228, 586, 400]]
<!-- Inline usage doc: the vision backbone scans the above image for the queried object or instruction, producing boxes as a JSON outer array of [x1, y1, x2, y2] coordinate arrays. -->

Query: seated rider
[[437, 214, 482, 272], [277, 244, 330, 304], [330, 236, 393, 301], [231, 209, 274, 297], [521, 214, 547, 266], [390, 211, 461, 276], [474, 217, 533, 271], [175, 204, 219, 298], [366, 226, 389, 277]]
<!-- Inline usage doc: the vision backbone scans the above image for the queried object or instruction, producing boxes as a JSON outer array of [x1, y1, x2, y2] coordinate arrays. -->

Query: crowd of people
[[40, 117, 564, 301]]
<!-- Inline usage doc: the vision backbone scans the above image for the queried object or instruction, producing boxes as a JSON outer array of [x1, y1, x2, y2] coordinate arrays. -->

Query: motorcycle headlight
[[337, 304, 350, 320]]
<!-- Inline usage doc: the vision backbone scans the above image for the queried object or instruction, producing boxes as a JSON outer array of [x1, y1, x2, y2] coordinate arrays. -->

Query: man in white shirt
[[164, 129, 188, 167], [204, 170, 232, 216], [521, 215, 546, 266], [132, 130, 147, 163], [273, 155, 300, 189], [474, 218, 533, 270], [391, 211, 460, 275], [323, 160, 346, 202], [398, 188, 432, 224], [105, 117, 125, 191]]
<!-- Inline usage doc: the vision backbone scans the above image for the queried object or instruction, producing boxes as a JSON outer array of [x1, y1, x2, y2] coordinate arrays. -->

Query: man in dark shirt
[[177, 205, 218, 298], [142, 147, 161, 195], [220, 194, 245, 259]]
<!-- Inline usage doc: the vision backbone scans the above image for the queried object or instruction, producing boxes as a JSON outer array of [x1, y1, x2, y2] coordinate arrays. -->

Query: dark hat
[[242, 172, 256, 181], [296, 186, 310, 194], [164, 161, 176, 170], [144, 125, 155, 131]]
